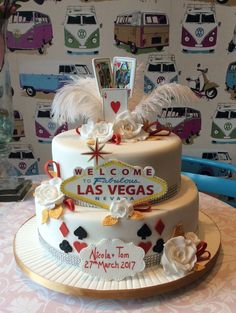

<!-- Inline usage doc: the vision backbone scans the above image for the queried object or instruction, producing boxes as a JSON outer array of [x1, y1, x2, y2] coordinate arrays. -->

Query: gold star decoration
[[81, 139, 112, 166]]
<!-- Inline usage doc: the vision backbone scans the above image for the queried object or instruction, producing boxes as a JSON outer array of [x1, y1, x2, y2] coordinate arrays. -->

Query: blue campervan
[[19, 62, 92, 97], [182, 150, 232, 177], [226, 61, 236, 91]]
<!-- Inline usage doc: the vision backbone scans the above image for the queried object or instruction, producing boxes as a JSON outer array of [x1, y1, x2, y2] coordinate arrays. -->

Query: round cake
[[34, 79, 203, 281], [35, 129, 199, 276]]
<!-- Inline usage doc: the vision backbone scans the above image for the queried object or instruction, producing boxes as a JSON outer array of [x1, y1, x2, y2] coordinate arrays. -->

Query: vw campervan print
[[144, 54, 179, 93], [114, 10, 169, 54], [181, 3, 219, 53], [182, 149, 232, 177], [158, 106, 201, 144], [211, 104, 236, 143], [8, 144, 39, 176], [35, 102, 68, 143], [12, 110, 25, 142], [19, 61, 92, 96], [64, 6, 100, 54], [7, 10, 53, 54], [226, 62, 236, 92]]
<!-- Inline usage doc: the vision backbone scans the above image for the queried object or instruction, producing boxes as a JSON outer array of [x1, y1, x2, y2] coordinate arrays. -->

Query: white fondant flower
[[80, 120, 96, 140], [160, 236, 197, 277], [35, 177, 64, 209], [92, 121, 114, 143], [113, 110, 148, 142], [185, 232, 201, 246], [110, 198, 134, 219], [80, 121, 113, 143]]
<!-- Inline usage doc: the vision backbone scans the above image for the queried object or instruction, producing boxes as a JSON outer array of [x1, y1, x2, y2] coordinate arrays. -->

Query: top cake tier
[[52, 130, 182, 199]]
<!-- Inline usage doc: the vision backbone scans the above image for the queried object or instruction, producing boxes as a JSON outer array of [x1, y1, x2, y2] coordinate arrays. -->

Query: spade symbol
[[74, 226, 88, 240], [137, 224, 152, 240], [153, 238, 164, 253]]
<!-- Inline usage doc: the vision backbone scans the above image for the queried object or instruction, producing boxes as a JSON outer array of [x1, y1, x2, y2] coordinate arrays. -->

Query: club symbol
[[59, 240, 73, 253]]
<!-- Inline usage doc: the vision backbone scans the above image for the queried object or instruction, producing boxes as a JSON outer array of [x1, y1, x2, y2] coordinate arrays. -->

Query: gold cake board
[[13, 212, 220, 299]]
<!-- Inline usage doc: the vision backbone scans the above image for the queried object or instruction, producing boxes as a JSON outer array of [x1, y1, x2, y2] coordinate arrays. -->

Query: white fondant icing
[[36, 176, 199, 260]]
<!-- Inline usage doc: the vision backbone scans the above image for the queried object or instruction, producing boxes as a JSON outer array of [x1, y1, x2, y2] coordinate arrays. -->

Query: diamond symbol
[[60, 222, 69, 237], [155, 219, 165, 235]]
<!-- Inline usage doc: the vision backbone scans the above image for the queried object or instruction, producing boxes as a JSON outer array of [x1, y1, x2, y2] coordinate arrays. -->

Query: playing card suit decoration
[[74, 226, 88, 240], [138, 241, 152, 254], [73, 241, 88, 254], [111, 101, 121, 114], [153, 238, 164, 253], [137, 224, 152, 240], [59, 222, 69, 237], [59, 240, 73, 253], [155, 219, 165, 235]]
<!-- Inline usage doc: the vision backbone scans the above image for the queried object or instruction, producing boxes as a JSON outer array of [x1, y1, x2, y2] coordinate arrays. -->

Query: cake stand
[[13, 212, 221, 299]]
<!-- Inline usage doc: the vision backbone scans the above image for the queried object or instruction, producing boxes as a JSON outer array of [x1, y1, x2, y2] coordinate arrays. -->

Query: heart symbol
[[111, 101, 121, 114], [138, 241, 152, 254], [73, 241, 87, 254]]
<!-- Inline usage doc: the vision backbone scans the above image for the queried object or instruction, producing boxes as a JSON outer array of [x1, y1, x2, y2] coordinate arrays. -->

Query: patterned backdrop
[[5, 0, 236, 175]]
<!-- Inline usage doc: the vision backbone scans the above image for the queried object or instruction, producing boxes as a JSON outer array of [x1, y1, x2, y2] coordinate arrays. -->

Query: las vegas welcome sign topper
[[61, 160, 168, 209]]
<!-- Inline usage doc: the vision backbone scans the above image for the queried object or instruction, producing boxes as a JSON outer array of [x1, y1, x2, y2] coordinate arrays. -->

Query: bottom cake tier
[[36, 175, 199, 267], [14, 211, 220, 298]]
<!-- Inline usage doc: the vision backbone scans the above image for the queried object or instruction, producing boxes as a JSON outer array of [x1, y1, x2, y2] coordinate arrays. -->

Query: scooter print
[[186, 64, 219, 100]]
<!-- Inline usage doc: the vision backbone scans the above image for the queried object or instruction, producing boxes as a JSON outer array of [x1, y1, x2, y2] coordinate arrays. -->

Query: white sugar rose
[[80, 120, 95, 140], [80, 121, 113, 143], [35, 177, 64, 209], [92, 121, 114, 143], [110, 198, 134, 219], [113, 110, 148, 142], [161, 236, 197, 277]]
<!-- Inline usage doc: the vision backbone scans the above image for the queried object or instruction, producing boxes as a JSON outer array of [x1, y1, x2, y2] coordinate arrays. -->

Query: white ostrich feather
[[51, 76, 103, 125], [134, 83, 199, 122]]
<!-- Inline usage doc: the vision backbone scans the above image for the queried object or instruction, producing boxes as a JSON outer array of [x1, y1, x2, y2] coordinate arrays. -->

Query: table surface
[[0, 188, 236, 313]]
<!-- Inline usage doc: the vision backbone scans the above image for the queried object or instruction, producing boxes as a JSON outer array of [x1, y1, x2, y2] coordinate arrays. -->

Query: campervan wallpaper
[[6, 0, 236, 176]]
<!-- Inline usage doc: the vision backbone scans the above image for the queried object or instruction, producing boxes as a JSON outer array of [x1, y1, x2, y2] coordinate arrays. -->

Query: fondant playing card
[[102, 88, 128, 122], [92, 58, 113, 95], [113, 56, 136, 97]]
